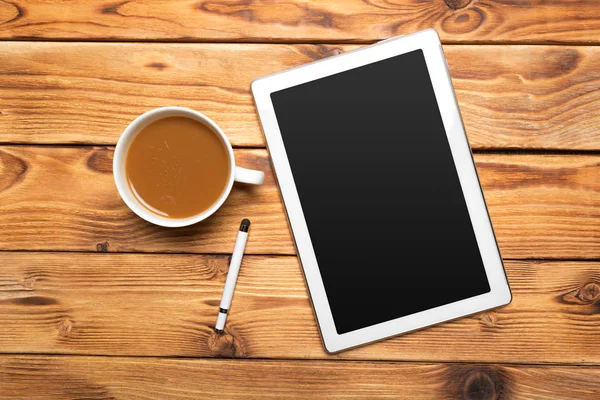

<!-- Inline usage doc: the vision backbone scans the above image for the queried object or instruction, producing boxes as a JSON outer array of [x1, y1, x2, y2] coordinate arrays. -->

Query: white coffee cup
[[113, 106, 265, 228]]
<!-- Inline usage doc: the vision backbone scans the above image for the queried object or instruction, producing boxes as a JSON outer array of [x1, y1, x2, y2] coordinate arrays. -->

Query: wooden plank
[[1, 253, 599, 364], [1, 356, 600, 400], [0, 146, 294, 255], [1, 42, 599, 150], [478, 154, 600, 260], [1, 0, 599, 44], [0, 146, 598, 258], [0, 146, 596, 257]]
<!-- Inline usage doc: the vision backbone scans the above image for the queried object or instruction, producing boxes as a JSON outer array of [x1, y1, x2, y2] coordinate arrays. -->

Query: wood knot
[[24, 276, 36, 290], [11, 296, 58, 306], [208, 327, 245, 358], [557, 281, 600, 310], [0, 0, 25, 24], [0, 149, 28, 193], [96, 242, 110, 252], [146, 62, 168, 71], [444, 0, 472, 10], [527, 49, 581, 80], [578, 283, 600, 303], [100, 0, 129, 15], [480, 312, 497, 328], [317, 45, 343, 58], [298, 45, 344, 62], [86, 148, 113, 174], [463, 372, 497, 400], [444, 365, 510, 400], [441, 7, 484, 34], [58, 318, 73, 336]]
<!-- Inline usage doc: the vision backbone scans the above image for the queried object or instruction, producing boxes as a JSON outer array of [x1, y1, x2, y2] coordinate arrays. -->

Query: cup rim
[[113, 106, 236, 228]]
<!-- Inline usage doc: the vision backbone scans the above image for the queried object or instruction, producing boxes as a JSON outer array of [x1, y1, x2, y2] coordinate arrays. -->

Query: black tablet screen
[[270, 49, 490, 334]]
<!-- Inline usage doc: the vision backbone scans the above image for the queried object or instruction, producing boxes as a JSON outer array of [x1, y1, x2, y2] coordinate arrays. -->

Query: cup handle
[[234, 166, 265, 185]]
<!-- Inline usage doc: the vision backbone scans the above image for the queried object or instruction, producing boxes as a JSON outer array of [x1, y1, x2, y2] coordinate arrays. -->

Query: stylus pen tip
[[240, 218, 251, 232]]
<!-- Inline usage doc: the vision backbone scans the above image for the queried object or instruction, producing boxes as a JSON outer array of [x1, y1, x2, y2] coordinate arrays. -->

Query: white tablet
[[252, 29, 511, 353]]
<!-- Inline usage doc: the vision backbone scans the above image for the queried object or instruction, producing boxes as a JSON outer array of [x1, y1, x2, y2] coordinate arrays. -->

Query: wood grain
[[1, 356, 600, 400], [1, 1, 597, 396], [0, 146, 598, 258], [1, 0, 599, 44], [1, 253, 599, 364], [478, 154, 600, 260], [0, 146, 294, 255], [1, 43, 600, 150]]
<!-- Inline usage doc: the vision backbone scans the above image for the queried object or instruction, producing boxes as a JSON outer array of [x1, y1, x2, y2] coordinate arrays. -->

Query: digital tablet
[[252, 29, 511, 353]]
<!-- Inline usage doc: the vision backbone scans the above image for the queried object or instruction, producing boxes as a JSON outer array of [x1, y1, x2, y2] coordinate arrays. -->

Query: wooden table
[[0, 1, 599, 399]]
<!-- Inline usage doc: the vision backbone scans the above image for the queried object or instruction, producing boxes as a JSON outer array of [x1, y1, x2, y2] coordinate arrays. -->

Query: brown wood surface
[[1, 0, 599, 44], [1, 356, 600, 400], [2, 42, 600, 150], [0, 252, 600, 364], [1, 253, 599, 365], [0, 146, 294, 254], [0, 146, 598, 258], [1, 1, 599, 397]]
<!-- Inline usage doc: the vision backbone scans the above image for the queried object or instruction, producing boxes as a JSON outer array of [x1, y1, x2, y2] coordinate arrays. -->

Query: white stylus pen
[[215, 218, 250, 333]]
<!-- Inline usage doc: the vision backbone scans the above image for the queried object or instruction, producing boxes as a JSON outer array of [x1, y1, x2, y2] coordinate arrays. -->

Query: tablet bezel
[[252, 29, 511, 353]]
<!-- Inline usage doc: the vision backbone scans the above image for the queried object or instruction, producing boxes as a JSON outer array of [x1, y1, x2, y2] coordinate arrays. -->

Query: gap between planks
[[0, 143, 599, 157], [1, 249, 600, 262], [0, 352, 598, 369], [2, 38, 600, 46]]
